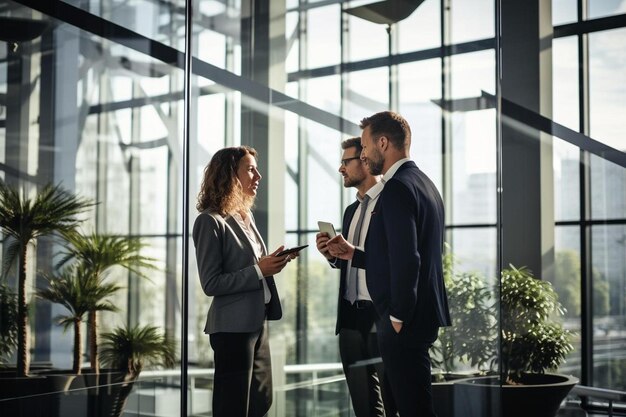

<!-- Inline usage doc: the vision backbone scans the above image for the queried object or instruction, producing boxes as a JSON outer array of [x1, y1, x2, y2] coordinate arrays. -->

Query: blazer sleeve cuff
[[253, 264, 264, 280], [352, 248, 366, 269]]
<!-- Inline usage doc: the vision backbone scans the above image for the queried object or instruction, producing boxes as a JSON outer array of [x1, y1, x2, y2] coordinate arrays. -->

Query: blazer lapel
[[248, 217, 268, 256], [225, 215, 260, 261]]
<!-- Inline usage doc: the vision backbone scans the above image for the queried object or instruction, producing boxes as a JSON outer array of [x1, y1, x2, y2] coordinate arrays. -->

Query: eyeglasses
[[340, 157, 361, 167]]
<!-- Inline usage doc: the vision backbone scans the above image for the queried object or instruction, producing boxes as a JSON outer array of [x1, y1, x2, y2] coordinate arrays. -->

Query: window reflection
[[553, 226, 582, 379], [589, 28, 626, 152], [554, 138, 580, 222], [450, 109, 496, 225], [592, 225, 626, 391], [553, 36, 579, 132]]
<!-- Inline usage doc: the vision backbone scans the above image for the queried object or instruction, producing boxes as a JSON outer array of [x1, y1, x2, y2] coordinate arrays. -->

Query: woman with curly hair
[[193, 146, 294, 417]]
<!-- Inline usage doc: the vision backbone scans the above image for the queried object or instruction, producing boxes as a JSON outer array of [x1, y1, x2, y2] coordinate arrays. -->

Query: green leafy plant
[[500, 265, 574, 383], [100, 325, 176, 379], [58, 233, 156, 373], [0, 284, 18, 364], [431, 249, 497, 374], [37, 265, 120, 374], [99, 325, 175, 417], [0, 181, 92, 376]]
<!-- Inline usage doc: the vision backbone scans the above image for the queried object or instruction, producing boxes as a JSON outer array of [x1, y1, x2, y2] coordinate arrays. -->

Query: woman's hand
[[258, 246, 290, 277]]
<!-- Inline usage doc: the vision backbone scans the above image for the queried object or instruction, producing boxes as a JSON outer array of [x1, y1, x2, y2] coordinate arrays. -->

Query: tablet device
[[276, 244, 309, 257], [317, 221, 337, 238]]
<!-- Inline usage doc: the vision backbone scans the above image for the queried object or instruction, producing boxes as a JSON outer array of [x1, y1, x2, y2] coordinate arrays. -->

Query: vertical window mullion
[[578, 0, 594, 389]]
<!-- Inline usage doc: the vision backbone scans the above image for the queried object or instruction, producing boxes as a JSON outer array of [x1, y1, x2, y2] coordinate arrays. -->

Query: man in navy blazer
[[327, 111, 451, 416]]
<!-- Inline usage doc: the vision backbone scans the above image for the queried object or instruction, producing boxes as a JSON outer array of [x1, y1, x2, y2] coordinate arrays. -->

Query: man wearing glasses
[[316, 137, 395, 417]]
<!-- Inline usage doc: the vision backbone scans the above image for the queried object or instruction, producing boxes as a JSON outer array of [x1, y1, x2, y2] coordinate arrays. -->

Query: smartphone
[[317, 221, 337, 238], [276, 244, 309, 257]]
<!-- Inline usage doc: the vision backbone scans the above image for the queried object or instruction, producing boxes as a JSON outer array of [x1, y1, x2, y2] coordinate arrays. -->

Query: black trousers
[[209, 322, 272, 417], [377, 317, 436, 417], [339, 301, 397, 417]]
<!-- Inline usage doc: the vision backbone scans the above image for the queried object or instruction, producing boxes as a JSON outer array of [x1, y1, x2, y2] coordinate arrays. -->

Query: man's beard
[[366, 152, 384, 176], [344, 176, 363, 188]]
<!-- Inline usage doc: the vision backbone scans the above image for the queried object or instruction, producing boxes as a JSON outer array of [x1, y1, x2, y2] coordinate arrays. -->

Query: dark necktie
[[347, 195, 370, 303]]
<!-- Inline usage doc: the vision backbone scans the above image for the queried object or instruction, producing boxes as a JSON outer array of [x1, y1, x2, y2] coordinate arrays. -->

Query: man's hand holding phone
[[326, 234, 355, 260], [316, 221, 337, 260]]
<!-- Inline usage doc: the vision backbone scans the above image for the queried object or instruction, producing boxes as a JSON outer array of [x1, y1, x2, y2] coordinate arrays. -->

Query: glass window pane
[[447, 227, 498, 281], [304, 75, 341, 114], [589, 27, 626, 152], [345, 68, 389, 123], [589, 0, 626, 19], [0, 1, 184, 406], [554, 138, 580, 221], [347, 14, 388, 62], [62, 0, 188, 49], [306, 5, 340, 69], [304, 120, 342, 231], [592, 225, 626, 391], [285, 107, 300, 231], [451, 50, 495, 98], [398, 59, 443, 189], [197, 29, 226, 68], [398, 0, 440, 53], [286, 12, 299, 73], [450, 0, 494, 44], [450, 110, 497, 225], [590, 154, 626, 220], [553, 226, 582, 379], [553, 36, 580, 132], [553, 0, 578, 25]]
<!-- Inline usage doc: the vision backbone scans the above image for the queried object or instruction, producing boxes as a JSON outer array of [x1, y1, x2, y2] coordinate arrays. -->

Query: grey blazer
[[192, 210, 282, 334]]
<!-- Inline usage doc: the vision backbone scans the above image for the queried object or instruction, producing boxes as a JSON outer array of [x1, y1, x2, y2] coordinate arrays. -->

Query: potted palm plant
[[454, 265, 577, 417], [96, 325, 176, 417], [0, 181, 91, 415], [58, 233, 156, 374], [37, 265, 120, 375], [0, 181, 92, 377]]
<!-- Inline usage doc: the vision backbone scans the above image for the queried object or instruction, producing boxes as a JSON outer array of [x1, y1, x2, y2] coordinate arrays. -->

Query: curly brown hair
[[196, 146, 258, 215]]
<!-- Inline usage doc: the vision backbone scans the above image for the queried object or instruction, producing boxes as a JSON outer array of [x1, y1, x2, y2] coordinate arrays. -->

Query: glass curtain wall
[[0, 0, 186, 415], [550, 0, 626, 399], [1, 0, 624, 416]]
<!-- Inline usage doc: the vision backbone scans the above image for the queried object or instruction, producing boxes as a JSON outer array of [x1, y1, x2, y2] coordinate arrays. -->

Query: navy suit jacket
[[353, 161, 451, 343], [333, 200, 379, 335]]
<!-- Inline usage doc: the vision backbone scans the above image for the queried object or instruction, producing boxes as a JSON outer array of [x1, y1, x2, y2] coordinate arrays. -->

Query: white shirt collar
[[382, 157, 411, 183], [356, 180, 384, 203]]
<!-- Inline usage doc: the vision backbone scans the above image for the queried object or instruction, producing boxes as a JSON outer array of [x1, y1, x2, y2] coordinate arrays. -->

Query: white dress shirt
[[232, 212, 271, 304]]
